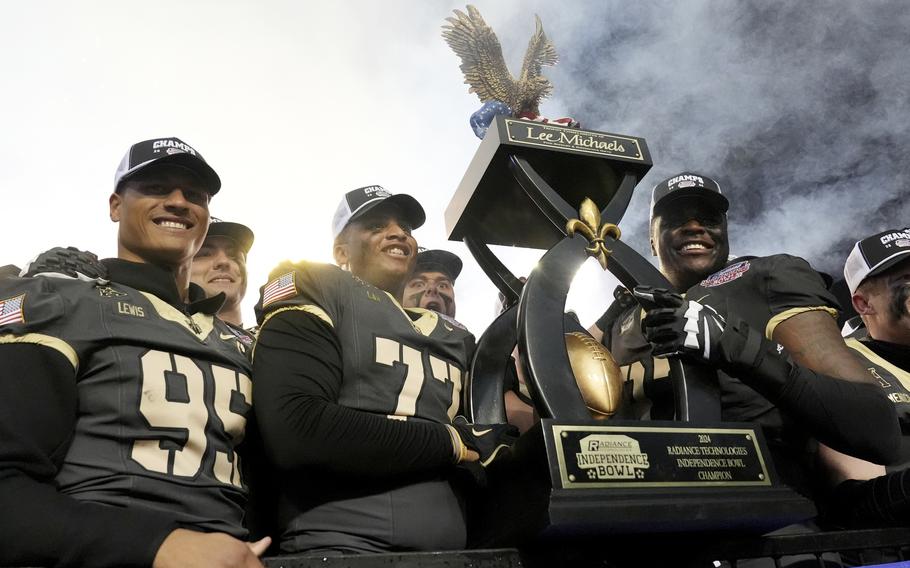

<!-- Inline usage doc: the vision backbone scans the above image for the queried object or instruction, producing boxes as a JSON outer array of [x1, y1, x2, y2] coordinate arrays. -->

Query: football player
[[191, 218, 255, 343], [818, 228, 910, 526], [402, 248, 462, 318], [0, 138, 268, 567], [252, 185, 517, 554], [592, 172, 899, 495]]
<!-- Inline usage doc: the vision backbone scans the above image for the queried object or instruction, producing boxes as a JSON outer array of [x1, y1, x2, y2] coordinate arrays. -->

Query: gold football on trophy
[[565, 331, 623, 419]]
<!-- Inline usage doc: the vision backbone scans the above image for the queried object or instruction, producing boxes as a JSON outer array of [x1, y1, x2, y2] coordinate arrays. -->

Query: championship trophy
[[442, 6, 815, 547]]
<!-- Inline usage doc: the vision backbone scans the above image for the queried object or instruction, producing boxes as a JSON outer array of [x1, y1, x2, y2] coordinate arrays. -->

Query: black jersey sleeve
[[764, 255, 840, 338], [0, 343, 178, 568], [718, 317, 900, 464], [825, 470, 910, 528], [252, 309, 456, 477]]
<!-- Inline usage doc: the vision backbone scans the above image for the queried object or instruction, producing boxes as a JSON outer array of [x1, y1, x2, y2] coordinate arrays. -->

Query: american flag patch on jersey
[[262, 272, 297, 307], [0, 294, 25, 326]]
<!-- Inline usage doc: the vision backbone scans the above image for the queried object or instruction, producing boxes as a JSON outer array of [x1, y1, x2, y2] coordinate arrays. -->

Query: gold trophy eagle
[[442, 5, 578, 138]]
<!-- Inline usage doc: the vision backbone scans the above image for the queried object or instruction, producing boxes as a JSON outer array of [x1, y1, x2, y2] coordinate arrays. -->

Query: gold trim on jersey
[[765, 306, 838, 340], [846, 338, 910, 393], [260, 304, 334, 330], [140, 292, 215, 342], [0, 332, 78, 370], [252, 304, 335, 361], [384, 292, 439, 337]]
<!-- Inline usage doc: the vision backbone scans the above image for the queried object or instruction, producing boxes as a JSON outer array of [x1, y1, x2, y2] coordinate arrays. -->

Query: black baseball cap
[[332, 185, 425, 239], [415, 249, 463, 282], [114, 137, 221, 195], [844, 227, 910, 294], [650, 172, 729, 220], [206, 218, 254, 254]]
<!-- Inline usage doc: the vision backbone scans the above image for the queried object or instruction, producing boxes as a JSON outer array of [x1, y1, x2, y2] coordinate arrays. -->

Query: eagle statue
[[442, 5, 577, 138]]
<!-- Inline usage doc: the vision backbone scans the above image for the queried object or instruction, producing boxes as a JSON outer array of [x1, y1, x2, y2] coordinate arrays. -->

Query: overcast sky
[[3, 1, 908, 334]]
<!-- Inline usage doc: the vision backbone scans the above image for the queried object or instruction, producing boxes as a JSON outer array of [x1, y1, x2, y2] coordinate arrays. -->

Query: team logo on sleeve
[[262, 272, 297, 307], [0, 294, 25, 325], [700, 260, 751, 288], [437, 312, 467, 331]]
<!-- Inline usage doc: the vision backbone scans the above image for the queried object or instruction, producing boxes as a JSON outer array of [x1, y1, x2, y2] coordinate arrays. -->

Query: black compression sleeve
[[826, 470, 910, 528], [776, 364, 900, 464], [722, 327, 901, 464], [0, 344, 178, 568], [252, 310, 456, 476]]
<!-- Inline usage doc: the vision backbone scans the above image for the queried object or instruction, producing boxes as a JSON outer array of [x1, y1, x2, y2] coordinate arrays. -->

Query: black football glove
[[633, 285, 780, 380], [633, 286, 728, 364], [23, 247, 108, 282], [448, 416, 519, 467]]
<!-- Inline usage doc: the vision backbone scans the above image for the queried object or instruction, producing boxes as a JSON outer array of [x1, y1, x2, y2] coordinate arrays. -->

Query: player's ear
[[109, 192, 122, 222], [852, 291, 873, 316], [333, 242, 349, 270]]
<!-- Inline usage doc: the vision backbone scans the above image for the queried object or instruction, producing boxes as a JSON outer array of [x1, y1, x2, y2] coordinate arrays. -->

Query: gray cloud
[[479, 0, 910, 278]]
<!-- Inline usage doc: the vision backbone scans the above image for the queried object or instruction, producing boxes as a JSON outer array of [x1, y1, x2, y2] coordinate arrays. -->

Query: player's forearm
[[253, 311, 455, 476], [0, 472, 177, 567], [255, 394, 455, 475], [773, 310, 871, 381], [722, 321, 901, 464]]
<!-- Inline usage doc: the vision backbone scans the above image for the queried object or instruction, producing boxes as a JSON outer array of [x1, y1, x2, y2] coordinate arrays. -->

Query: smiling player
[[591, 171, 898, 496], [0, 137, 268, 567], [191, 219, 255, 340], [251, 185, 517, 554]]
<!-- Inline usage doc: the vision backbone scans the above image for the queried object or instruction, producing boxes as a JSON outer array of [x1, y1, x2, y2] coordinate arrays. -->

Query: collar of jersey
[[102, 258, 224, 315], [861, 338, 910, 372], [381, 290, 438, 336]]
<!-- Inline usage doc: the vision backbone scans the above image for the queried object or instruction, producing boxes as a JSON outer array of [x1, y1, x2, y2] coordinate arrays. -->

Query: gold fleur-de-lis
[[565, 198, 621, 269]]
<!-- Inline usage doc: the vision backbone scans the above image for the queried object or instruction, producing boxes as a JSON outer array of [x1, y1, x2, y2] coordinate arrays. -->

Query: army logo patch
[[0, 294, 26, 326], [262, 272, 297, 307], [97, 285, 127, 298], [438, 312, 467, 331], [700, 260, 751, 288], [221, 326, 254, 347]]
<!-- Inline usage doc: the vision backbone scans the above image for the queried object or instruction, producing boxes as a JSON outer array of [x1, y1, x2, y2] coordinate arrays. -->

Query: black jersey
[[257, 261, 472, 424], [604, 254, 839, 429], [254, 261, 474, 553], [0, 260, 252, 539], [847, 338, 910, 437]]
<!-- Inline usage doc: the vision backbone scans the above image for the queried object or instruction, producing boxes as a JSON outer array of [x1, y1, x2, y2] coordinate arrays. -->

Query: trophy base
[[467, 420, 816, 547], [546, 485, 815, 535]]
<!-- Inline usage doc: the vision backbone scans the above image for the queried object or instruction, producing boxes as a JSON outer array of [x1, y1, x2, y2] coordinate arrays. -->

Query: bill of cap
[[415, 249, 463, 281], [651, 188, 729, 219], [205, 221, 254, 254], [338, 193, 425, 237]]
